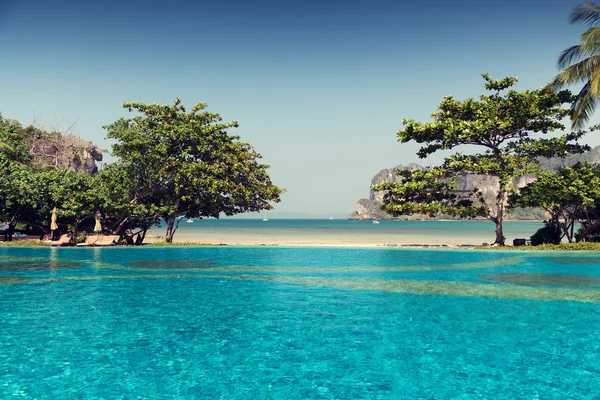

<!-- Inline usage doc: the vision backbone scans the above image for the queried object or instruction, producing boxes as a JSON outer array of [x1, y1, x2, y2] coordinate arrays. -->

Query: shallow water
[[0, 247, 598, 398]]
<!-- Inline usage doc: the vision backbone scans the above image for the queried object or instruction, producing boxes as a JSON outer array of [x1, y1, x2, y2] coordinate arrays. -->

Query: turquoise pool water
[[0, 247, 599, 398]]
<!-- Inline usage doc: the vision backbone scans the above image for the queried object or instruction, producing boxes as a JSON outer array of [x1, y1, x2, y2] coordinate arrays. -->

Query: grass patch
[[0, 240, 50, 247], [475, 242, 600, 251]]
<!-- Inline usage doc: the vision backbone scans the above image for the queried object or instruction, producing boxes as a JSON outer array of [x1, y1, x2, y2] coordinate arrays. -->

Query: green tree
[[0, 115, 30, 164], [104, 99, 283, 242], [0, 155, 57, 239], [552, 1, 600, 129], [45, 169, 101, 242], [374, 74, 592, 245], [512, 163, 600, 242], [0, 154, 36, 239], [0, 155, 103, 241], [95, 163, 162, 244]]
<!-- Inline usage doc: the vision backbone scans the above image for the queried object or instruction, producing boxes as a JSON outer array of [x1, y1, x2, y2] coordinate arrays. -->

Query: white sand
[[145, 232, 485, 247]]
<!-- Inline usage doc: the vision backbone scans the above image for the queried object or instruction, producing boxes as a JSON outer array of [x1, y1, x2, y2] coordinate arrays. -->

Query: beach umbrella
[[94, 211, 102, 233], [50, 208, 58, 231]]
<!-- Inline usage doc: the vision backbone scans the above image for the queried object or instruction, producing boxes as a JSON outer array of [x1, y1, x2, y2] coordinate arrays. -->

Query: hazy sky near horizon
[[0, 0, 595, 214]]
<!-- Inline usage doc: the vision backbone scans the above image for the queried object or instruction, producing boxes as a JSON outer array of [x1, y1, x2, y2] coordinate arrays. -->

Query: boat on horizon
[[186, 218, 194, 223], [263, 210, 268, 222], [373, 220, 380, 224]]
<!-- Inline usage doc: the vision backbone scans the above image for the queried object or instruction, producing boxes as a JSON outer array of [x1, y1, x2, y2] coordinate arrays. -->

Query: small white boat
[[186, 218, 194, 223], [373, 220, 380, 224], [329, 216, 333, 220], [263, 210, 268, 222]]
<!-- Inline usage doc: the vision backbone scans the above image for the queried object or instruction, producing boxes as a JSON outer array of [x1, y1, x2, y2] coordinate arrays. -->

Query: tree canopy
[[511, 163, 600, 242], [104, 99, 283, 242], [0, 102, 282, 244], [374, 74, 593, 245]]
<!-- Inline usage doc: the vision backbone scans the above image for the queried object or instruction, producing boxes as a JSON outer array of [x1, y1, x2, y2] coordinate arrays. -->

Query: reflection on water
[[2, 273, 599, 303], [0, 261, 83, 271], [1, 249, 599, 304], [128, 260, 219, 268], [547, 257, 600, 265], [480, 273, 600, 287], [0, 276, 27, 284]]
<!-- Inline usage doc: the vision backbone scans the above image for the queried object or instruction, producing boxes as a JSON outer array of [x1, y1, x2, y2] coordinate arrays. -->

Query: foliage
[[104, 99, 283, 242], [530, 222, 562, 246], [476, 242, 600, 251], [94, 162, 162, 240], [511, 163, 600, 242], [0, 152, 104, 240], [0, 99, 281, 244], [373, 74, 592, 245], [552, 1, 600, 129], [0, 115, 30, 164], [576, 222, 600, 242], [374, 167, 488, 218]]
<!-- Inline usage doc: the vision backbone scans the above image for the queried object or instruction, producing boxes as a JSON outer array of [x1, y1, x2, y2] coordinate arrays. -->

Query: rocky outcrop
[[350, 146, 600, 221], [27, 132, 103, 175]]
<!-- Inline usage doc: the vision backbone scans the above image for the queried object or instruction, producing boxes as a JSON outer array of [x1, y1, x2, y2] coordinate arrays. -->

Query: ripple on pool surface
[[0, 261, 83, 271], [128, 260, 218, 269], [547, 257, 600, 265], [479, 273, 600, 287], [0, 276, 28, 284]]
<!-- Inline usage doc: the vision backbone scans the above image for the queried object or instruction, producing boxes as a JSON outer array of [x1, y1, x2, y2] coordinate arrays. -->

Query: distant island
[[349, 145, 600, 221]]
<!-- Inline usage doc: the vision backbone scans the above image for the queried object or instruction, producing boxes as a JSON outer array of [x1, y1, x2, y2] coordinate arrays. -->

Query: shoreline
[[4, 238, 600, 251], [145, 240, 479, 248]]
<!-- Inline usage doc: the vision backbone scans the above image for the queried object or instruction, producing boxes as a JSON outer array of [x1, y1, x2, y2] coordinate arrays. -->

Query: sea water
[[0, 246, 599, 398], [151, 219, 545, 245]]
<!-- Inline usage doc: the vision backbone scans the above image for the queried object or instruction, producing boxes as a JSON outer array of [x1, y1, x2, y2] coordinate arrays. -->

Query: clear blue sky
[[0, 0, 594, 215]]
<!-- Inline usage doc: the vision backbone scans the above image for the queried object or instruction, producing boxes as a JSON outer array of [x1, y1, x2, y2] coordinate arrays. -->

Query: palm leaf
[[552, 54, 600, 88], [579, 27, 600, 55], [570, 69, 600, 129], [558, 45, 583, 69], [570, 1, 600, 26]]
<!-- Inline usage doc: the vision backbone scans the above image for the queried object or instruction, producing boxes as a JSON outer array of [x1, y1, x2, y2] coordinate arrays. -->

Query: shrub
[[530, 222, 561, 246]]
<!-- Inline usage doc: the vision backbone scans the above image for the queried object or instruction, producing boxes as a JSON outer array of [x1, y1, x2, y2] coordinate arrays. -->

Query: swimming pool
[[1, 247, 598, 398]]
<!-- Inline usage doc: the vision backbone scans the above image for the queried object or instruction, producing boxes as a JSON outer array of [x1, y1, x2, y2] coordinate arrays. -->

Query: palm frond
[[579, 27, 600, 55], [570, 69, 600, 129], [591, 64, 600, 96], [558, 45, 583, 69], [552, 54, 600, 88], [570, 1, 600, 26]]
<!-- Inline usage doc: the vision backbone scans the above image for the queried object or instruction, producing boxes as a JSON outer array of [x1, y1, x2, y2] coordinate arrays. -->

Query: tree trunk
[[136, 228, 148, 245], [165, 215, 176, 243], [73, 221, 79, 245], [7, 224, 14, 242], [164, 198, 181, 243], [493, 217, 504, 245], [558, 214, 573, 243], [493, 191, 506, 246]]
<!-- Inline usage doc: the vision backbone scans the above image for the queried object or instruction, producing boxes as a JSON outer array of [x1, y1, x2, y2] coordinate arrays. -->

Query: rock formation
[[27, 131, 103, 175], [349, 146, 600, 221]]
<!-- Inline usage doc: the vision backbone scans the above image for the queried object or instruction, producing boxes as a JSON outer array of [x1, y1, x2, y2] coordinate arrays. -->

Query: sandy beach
[[146, 236, 480, 247], [145, 219, 543, 247]]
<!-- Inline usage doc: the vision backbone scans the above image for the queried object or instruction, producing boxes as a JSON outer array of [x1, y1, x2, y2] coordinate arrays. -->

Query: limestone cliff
[[349, 146, 600, 221], [26, 131, 103, 174]]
